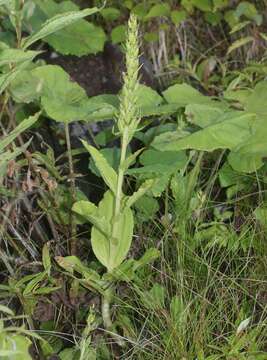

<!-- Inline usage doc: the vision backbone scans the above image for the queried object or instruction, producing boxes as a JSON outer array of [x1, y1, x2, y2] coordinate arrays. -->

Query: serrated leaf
[[22, 5, 99, 49], [82, 141, 118, 195]]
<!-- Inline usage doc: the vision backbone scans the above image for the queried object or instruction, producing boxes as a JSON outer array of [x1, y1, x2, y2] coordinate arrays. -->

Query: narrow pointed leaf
[[82, 141, 118, 195], [227, 36, 254, 55], [22, 7, 99, 49], [0, 112, 40, 153], [124, 179, 155, 209]]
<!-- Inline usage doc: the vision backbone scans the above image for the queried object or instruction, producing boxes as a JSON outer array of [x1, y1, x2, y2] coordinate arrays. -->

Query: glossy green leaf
[[128, 149, 187, 175], [31, 0, 105, 56]]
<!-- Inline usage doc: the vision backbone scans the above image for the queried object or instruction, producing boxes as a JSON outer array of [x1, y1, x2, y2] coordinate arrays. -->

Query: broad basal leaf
[[245, 81, 267, 116], [31, 65, 115, 123], [9, 70, 42, 103], [152, 112, 256, 152], [136, 84, 163, 108], [185, 103, 229, 127], [228, 117, 267, 172], [91, 190, 134, 271], [163, 83, 214, 107]]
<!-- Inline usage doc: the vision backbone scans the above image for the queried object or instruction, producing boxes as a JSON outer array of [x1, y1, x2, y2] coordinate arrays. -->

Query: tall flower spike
[[117, 14, 140, 140]]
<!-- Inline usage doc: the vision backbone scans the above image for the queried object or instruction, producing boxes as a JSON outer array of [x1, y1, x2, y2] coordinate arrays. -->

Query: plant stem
[[64, 123, 77, 255], [109, 129, 129, 265], [101, 286, 125, 347], [114, 129, 128, 218]]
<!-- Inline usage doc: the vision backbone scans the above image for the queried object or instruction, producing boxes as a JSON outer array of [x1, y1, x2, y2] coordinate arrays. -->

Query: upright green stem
[[114, 129, 128, 219], [64, 123, 77, 255], [101, 286, 125, 347], [102, 130, 128, 347]]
